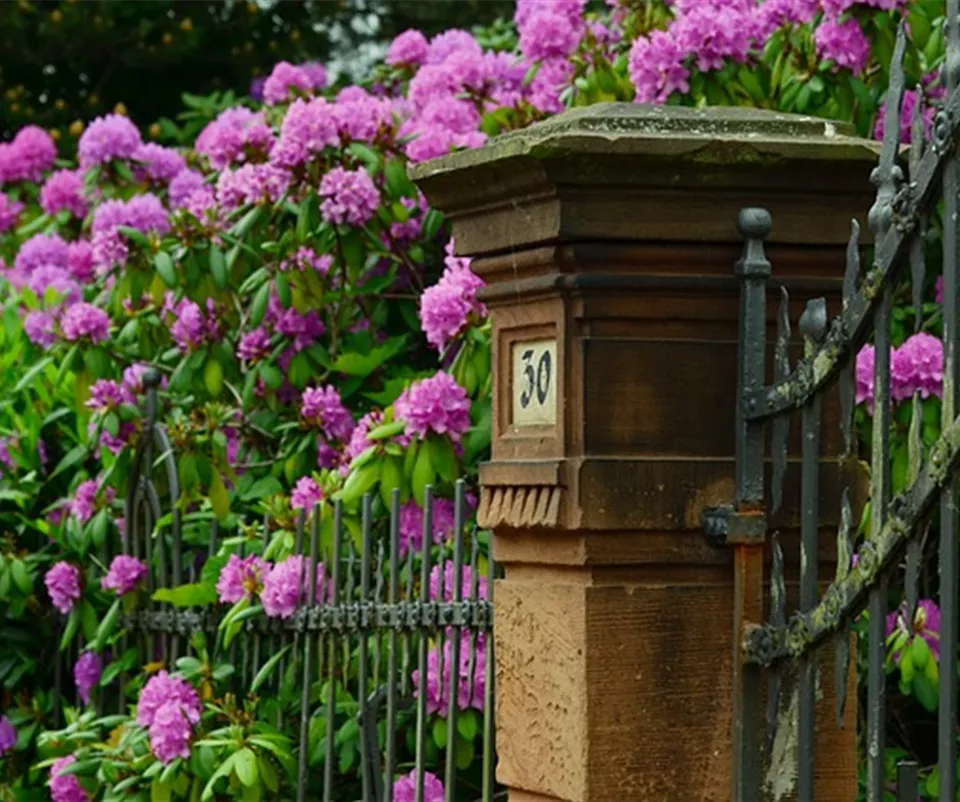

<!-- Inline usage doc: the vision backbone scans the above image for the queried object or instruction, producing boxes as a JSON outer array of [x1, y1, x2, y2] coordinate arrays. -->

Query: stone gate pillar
[[411, 104, 879, 802]]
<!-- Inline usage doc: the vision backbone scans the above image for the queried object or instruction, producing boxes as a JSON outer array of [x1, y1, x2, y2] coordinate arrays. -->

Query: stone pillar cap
[[409, 102, 880, 186]]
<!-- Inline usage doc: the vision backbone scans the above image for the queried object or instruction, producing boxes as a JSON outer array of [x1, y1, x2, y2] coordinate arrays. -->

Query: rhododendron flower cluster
[[398, 498, 457, 558], [137, 672, 202, 764], [393, 770, 446, 802], [419, 241, 485, 352], [855, 332, 944, 410], [412, 631, 486, 715], [101, 555, 148, 595], [0, 716, 15, 757], [49, 755, 89, 802], [74, 652, 102, 705], [216, 554, 270, 603], [45, 562, 81, 615], [260, 554, 328, 617], [395, 372, 472, 442]]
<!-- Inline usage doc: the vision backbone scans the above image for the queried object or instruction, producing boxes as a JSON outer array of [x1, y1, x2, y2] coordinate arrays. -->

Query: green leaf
[[258, 755, 279, 793], [412, 446, 435, 506], [151, 778, 173, 802], [203, 357, 224, 398], [379, 457, 403, 508], [432, 718, 448, 750], [81, 600, 99, 642], [260, 364, 283, 391], [154, 252, 177, 288], [10, 561, 31, 595], [94, 598, 122, 651], [234, 748, 258, 787], [457, 709, 478, 742], [209, 470, 230, 521], [250, 282, 271, 327], [60, 607, 80, 652], [275, 274, 291, 308], [251, 645, 291, 693], [914, 671, 939, 712], [366, 420, 405, 441], [210, 246, 227, 289], [202, 752, 237, 801], [454, 735, 474, 770], [428, 436, 458, 482], [332, 337, 409, 378], [231, 206, 264, 239], [13, 356, 53, 394], [153, 582, 218, 607]]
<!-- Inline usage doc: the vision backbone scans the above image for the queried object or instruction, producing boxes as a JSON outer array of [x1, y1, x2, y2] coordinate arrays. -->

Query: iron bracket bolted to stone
[[701, 504, 767, 547]]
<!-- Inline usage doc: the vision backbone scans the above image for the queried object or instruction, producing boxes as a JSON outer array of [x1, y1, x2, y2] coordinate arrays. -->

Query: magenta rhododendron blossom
[[137, 671, 202, 728], [392, 770, 445, 802], [216, 554, 270, 604], [149, 702, 194, 763], [260, 554, 328, 618], [395, 372, 471, 442], [45, 562, 81, 615], [78, 114, 143, 169], [263, 61, 314, 105], [49, 755, 89, 802], [291, 475, 324, 511], [319, 166, 379, 227], [102, 555, 148, 595], [0, 193, 24, 233], [60, 303, 111, 344], [420, 242, 485, 352], [40, 170, 88, 219], [0, 716, 15, 756], [815, 16, 871, 75], [74, 652, 102, 705], [411, 631, 486, 715], [398, 498, 457, 558]]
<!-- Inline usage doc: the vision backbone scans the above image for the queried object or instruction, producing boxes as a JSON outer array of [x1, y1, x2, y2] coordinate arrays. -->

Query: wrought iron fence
[[727, 8, 960, 802], [53, 367, 498, 801]]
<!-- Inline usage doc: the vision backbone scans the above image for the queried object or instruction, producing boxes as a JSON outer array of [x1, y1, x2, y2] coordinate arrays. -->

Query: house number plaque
[[511, 339, 557, 427]]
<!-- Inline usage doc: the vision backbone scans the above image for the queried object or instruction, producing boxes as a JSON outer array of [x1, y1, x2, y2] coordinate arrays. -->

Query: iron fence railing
[[728, 8, 960, 801], [51, 367, 498, 801]]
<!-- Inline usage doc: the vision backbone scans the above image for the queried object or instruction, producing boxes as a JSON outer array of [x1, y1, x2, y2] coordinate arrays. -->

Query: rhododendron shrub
[[0, 0, 948, 798]]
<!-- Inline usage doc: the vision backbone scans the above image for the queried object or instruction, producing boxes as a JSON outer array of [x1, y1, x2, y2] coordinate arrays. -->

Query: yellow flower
[[68, 119, 84, 137], [114, 102, 127, 116]]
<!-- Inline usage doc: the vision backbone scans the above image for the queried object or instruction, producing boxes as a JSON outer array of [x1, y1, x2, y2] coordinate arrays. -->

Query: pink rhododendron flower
[[78, 114, 143, 169], [136, 671, 202, 728], [45, 562, 81, 615], [0, 716, 15, 756], [216, 554, 270, 604], [49, 755, 89, 802], [392, 770, 445, 802], [260, 554, 328, 618], [101, 555, 148, 595], [74, 652, 102, 705], [394, 372, 472, 442]]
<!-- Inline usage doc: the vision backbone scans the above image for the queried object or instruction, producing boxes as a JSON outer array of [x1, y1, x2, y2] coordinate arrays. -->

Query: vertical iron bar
[[482, 531, 495, 802], [323, 502, 343, 802], [415, 487, 434, 802], [444, 482, 466, 801], [797, 299, 826, 802], [732, 207, 772, 802], [865, 23, 905, 797], [383, 491, 400, 802], [898, 762, 919, 802], [296, 505, 321, 802], [358, 495, 373, 802]]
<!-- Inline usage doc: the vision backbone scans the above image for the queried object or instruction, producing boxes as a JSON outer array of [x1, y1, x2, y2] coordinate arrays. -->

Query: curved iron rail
[[744, 41, 960, 424], [742, 411, 960, 667]]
